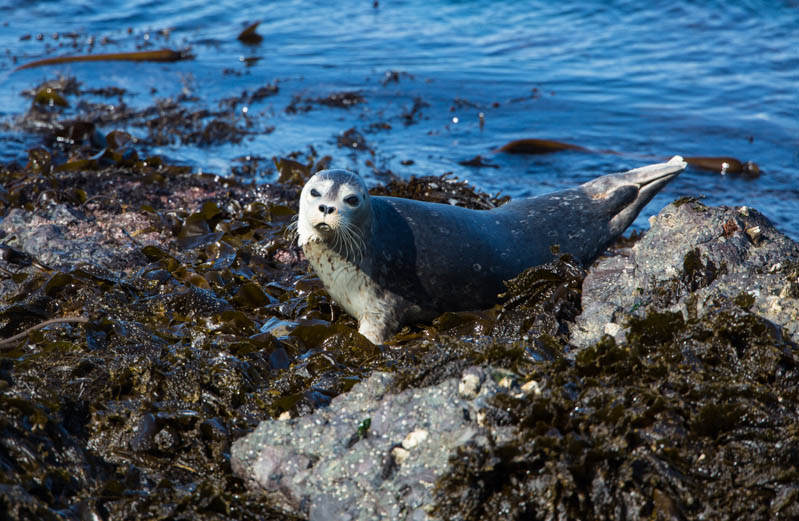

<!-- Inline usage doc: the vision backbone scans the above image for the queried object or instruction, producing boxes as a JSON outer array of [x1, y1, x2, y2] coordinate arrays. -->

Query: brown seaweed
[[14, 48, 193, 72], [237, 22, 263, 45], [684, 156, 760, 177], [498, 138, 588, 154]]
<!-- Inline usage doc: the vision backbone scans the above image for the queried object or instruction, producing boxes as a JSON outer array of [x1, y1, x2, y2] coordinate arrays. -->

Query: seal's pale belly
[[302, 241, 424, 342]]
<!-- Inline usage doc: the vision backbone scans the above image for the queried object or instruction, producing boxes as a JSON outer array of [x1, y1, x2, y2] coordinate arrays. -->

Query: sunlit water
[[1, 0, 797, 237]]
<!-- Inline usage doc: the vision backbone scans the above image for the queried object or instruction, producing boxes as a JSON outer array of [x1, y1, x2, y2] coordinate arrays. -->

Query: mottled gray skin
[[298, 157, 686, 343]]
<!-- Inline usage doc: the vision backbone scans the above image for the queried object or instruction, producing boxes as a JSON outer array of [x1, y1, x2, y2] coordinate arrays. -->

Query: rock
[[0, 204, 150, 269], [230, 368, 508, 521], [572, 199, 799, 348]]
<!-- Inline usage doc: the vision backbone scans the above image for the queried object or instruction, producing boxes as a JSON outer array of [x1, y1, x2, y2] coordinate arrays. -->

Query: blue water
[[1, 0, 797, 237]]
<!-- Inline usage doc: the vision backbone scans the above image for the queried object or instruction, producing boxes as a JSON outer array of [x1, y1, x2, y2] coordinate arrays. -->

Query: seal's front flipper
[[358, 312, 397, 345]]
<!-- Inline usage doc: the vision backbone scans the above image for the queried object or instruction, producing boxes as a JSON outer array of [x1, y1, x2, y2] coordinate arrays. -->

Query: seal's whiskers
[[285, 215, 299, 244], [339, 221, 365, 264]]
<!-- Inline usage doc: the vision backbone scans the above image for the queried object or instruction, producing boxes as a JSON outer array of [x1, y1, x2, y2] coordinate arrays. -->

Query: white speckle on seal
[[473, 263, 481, 272]]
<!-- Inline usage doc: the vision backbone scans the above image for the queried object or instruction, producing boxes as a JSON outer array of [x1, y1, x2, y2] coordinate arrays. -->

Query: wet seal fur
[[295, 157, 687, 343]]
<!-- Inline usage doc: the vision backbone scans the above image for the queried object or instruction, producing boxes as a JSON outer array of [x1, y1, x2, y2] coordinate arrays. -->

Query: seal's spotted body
[[297, 157, 686, 343]]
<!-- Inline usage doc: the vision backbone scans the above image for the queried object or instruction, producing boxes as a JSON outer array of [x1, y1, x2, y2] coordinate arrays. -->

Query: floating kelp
[[498, 139, 761, 178], [237, 22, 263, 45], [14, 48, 193, 71], [33, 87, 69, 108], [458, 155, 499, 168], [684, 156, 760, 177], [315, 91, 365, 108], [284, 91, 365, 114], [398, 96, 430, 126], [498, 138, 588, 154], [337, 128, 369, 151], [12, 76, 270, 157]]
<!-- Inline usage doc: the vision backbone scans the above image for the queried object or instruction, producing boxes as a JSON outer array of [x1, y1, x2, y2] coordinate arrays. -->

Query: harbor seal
[[295, 156, 686, 343]]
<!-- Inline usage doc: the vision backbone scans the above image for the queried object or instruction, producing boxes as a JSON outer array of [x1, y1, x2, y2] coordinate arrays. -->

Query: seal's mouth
[[315, 223, 332, 232]]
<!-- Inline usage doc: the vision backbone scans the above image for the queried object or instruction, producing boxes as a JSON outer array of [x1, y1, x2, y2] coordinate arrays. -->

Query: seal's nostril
[[319, 204, 336, 215]]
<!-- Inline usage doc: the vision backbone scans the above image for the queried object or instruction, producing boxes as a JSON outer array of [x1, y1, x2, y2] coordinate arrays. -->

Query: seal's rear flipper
[[583, 156, 686, 198], [587, 156, 687, 236]]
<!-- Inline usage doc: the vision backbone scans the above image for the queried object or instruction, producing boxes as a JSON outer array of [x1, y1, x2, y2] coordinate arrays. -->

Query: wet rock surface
[[573, 198, 799, 348], [231, 368, 508, 521]]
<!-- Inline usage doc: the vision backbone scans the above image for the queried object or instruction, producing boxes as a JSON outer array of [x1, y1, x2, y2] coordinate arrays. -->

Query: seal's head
[[297, 169, 371, 261]]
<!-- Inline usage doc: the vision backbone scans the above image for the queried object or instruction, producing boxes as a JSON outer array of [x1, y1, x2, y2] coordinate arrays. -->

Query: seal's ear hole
[[344, 195, 359, 207], [310, 188, 321, 197]]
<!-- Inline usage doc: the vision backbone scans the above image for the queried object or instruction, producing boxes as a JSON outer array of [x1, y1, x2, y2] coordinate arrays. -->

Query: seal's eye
[[343, 195, 359, 207], [309, 189, 321, 197]]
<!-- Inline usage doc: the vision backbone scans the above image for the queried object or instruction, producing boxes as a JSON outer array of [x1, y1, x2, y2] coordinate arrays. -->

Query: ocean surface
[[1, 0, 797, 237]]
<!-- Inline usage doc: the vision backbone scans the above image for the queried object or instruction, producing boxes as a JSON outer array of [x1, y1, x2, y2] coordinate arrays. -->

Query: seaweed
[[15, 49, 193, 72], [433, 298, 799, 521]]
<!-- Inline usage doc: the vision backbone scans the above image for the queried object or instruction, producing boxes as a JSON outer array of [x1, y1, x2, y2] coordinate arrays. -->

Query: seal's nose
[[318, 204, 336, 215]]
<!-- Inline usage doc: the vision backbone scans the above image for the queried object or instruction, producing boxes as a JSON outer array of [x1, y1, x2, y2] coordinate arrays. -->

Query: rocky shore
[[1, 146, 798, 520], [232, 197, 799, 521]]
